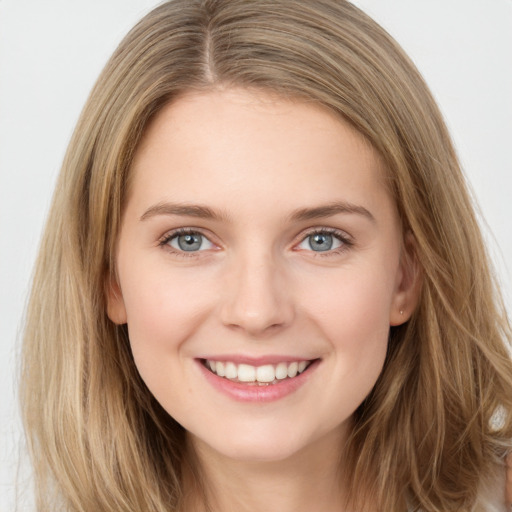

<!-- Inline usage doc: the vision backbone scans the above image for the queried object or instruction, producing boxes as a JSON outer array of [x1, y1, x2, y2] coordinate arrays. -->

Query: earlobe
[[390, 231, 422, 326], [106, 275, 127, 325]]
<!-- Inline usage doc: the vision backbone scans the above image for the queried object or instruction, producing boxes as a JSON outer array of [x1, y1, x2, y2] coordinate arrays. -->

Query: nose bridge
[[220, 246, 294, 336]]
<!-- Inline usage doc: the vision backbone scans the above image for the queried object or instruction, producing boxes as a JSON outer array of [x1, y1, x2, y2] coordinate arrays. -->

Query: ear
[[389, 230, 422, 326], [106, 273, 127, 325]]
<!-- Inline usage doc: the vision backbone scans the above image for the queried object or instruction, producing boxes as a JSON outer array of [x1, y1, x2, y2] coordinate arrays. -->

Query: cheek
[[118, 263, 215, 375], [298, 263, 395, 384], [301, 260, 395, 332]]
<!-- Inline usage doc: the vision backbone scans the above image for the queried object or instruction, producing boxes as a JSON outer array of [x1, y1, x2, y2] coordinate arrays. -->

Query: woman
[[21, 1, 512, 510]]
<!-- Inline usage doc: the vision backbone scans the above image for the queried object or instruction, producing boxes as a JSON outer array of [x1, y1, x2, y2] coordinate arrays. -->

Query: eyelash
[[158, 227, 354, 257], [158, 228, 214, 258], [297, 227, 354, 257]]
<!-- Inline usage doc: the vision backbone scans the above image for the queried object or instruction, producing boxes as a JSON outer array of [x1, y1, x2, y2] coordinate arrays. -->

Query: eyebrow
[[289, 202, 375, 223], [140, 200, 375, 223], [140, 202, 230, 222]]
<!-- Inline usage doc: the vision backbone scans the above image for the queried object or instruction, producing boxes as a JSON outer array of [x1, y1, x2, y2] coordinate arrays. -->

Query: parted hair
[[21, 1, 512, 510]]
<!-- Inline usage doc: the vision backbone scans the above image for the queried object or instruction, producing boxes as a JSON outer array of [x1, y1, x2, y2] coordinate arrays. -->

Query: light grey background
[[1, 1, 511, 510]]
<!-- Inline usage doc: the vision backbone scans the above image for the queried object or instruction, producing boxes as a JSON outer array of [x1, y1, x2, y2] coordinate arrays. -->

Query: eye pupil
[[178, 233, 202, 251], [309, 233, 333, 251]]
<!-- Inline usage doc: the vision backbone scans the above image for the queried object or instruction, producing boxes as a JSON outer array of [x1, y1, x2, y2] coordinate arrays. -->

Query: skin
[[107, 88, 420, 512]]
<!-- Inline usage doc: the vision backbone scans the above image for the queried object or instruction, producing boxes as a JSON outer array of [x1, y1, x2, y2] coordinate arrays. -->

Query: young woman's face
[[108, 88, 415, 463]]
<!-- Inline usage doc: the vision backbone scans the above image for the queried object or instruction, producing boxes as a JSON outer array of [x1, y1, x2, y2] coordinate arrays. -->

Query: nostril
[[218, 266, 295, 335]]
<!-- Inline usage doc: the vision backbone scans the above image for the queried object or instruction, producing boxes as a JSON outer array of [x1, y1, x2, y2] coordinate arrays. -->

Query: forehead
[[127, 88, 392, 217]]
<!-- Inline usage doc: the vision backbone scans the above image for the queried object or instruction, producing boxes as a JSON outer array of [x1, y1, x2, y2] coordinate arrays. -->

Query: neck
[[182, 426, 355, 512]]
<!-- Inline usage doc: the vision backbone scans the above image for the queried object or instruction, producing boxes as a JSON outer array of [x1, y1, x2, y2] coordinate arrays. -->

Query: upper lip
[[198, 354, 317, 366]]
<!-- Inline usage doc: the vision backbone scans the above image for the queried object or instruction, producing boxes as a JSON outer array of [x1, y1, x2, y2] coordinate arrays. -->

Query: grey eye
[[170, 233, 212, 252], [297, 232, 343, 252], [308, 233, 334, 251]]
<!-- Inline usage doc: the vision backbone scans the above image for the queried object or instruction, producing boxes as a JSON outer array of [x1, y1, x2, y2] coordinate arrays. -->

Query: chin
[[226, 441, 303, 463], [189, 420, 336, 465]]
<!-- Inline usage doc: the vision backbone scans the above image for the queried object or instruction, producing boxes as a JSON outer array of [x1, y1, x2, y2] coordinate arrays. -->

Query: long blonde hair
[[21, 1, 512, 510]]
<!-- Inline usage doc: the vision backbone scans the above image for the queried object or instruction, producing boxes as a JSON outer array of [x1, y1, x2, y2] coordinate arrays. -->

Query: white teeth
[[216, 361, 225, 377], [275, 362, 288, 380], [205, 359, 312, 383], [256, 365, 275, 383], [237, 364, 256, 382], [287, 362, 298, 378], [225, 362, 237, 379]]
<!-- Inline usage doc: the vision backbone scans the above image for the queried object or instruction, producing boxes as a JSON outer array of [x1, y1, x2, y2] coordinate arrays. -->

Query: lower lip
[[197, 359, 319, 402]]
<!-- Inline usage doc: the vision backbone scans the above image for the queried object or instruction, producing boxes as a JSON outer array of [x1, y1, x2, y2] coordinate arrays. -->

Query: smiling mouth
[[202, 359, 315, 386]]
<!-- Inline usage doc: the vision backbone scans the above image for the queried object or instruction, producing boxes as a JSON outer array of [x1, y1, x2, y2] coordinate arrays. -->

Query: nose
[[219, 252, 295, 337]]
